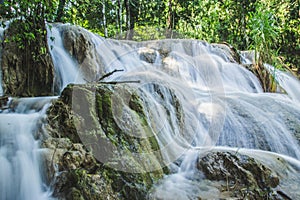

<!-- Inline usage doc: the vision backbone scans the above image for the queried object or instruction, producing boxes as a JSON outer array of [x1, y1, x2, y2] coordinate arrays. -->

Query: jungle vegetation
[[0, 0, 299, 70]]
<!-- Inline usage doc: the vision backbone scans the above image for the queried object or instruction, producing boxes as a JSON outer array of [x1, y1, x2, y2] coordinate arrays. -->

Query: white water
[[47, 23, 85, 92], [265, 63, 300, 103], [0, 97, 54, 200], [74, 31, 300, 198], [0, 23, 299, 199]]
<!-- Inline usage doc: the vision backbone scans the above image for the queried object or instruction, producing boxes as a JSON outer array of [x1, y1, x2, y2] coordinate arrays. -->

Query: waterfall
[[0, 23, 299, 199], [78, 30, 300, 198], [84, 35, 297, 156], [0, 97, 54, 200], [47, 23, 85, 93], [265, 63, 300, 102]]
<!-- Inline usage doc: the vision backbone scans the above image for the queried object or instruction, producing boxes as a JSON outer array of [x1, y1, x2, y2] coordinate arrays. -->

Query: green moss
[[66, 188, 84, 200], [48, 84, 166, 199], [1, 19, 54, 97]]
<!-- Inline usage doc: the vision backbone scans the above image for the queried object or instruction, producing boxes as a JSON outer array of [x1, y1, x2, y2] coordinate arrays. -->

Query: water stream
[[47, 23, 85, 93], [0, 97, 54, 200]]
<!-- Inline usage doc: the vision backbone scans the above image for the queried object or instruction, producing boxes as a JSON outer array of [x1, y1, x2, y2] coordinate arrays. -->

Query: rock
[[138, 47, 159, 64], [60, 25, 105, 81], [212, 42, 240, 63], [197, 151, 282, 199], [44, 83, 165, 199], [1, 19, 55, 97]]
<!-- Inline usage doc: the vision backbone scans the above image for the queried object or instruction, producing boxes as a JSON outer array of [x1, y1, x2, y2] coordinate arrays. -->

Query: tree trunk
[[102, 0, 108, 37], [125, 0, 131, 39], [117, 0, 123, 35], [125, 0, 135, 40], [56, 0, 66, 22], [166, 0, 173, 38]]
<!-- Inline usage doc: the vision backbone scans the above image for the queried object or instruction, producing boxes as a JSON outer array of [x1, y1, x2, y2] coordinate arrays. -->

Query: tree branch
[[98, 80, 140, 85], [97, 69, 124, 82]]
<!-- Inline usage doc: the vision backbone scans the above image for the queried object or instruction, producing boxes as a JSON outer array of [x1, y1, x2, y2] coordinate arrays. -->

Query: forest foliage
[[0, 0, 299, 69]]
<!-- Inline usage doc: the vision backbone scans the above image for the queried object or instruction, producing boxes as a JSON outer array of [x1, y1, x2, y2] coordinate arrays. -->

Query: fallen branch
[[85, 69, 140, 85], [98, 80, 141, 85], [98, 69, 124, 82]]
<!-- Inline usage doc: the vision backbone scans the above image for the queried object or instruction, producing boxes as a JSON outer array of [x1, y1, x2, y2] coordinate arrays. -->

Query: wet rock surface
[[197, 151, 285, 199], [60, 24, 105, 81], [43, 84, 165, 200]]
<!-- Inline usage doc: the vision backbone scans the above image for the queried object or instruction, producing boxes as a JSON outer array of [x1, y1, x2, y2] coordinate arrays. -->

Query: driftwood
[[277, 190, 292, 200]]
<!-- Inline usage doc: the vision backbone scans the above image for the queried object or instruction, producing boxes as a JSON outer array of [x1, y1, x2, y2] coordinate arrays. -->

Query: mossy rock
[[45, 83, 166, 199], [1, 19, 55, 96], [197, 151, 281, 199]]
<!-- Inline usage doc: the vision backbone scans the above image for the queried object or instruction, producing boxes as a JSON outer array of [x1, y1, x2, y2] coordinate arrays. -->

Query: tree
[[125, 0, 139, 39], [56, 0, 67, 22], [0, 0, 298, 70]]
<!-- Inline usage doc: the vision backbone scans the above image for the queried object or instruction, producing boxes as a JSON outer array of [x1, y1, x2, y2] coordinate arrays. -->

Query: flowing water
[[47, 23, 85, 92], [265, 63, 300, 103], [0, 97, 54, 200], [0, 23, 84, 200], [0, 23, 300, 199], [75, 30, 300, 198]]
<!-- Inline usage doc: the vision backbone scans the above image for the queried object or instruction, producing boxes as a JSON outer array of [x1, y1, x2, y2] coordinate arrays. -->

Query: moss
[[197, 152, 280, 199], [47, 84, 166, 199], [99, 165, 164, 200], [1, 19, 55, 97], [66, 188, 85, 200]]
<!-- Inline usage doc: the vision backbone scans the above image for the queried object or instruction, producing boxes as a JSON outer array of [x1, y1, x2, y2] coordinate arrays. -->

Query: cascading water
[[47, 23, 85, 93], [265, 63, 300, 102], [76, 30, 300, 199], [0, 22, 300, 199], [83, 35, 291, 154], [0, 98, 54, 200], [0, 23, 86, 200]]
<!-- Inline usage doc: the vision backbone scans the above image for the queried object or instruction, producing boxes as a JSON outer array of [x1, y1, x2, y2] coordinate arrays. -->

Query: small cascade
[[47, 24, 85, 93], [0, 97, 54, 200], [265, 63, 300, 102]]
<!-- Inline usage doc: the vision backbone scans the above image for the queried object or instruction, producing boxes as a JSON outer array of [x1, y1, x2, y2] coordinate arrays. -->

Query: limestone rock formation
[[197, 151, 283, 199], [1, 20, 54, 97], [60, 25, 105, 81], [43, 84, 165, 200]]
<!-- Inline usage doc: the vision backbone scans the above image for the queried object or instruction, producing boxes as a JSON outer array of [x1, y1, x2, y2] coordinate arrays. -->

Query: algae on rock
[[44, 84, 165, 200], [197, 151, 281, 199]]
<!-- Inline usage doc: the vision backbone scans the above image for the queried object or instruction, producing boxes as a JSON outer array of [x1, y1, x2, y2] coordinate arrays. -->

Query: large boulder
[[43, 84, 166, 200], [197, 151, 283, 199], [60, 25, 105, 81]]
